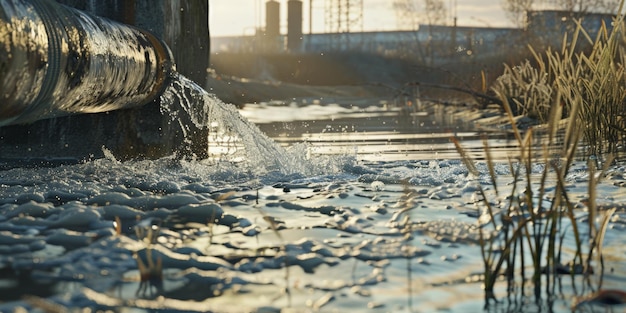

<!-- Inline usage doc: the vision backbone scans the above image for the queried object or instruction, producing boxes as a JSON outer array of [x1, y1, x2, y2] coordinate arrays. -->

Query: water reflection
[[240, 99, 518, 161]]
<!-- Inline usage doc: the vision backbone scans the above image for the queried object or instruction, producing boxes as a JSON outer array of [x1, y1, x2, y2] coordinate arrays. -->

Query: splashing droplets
[[159, 73, 334, 175]]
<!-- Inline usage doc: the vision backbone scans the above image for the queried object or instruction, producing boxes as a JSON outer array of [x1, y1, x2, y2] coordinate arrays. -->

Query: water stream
[[159, 73, 347, 177], [0, 74, 625, 313]]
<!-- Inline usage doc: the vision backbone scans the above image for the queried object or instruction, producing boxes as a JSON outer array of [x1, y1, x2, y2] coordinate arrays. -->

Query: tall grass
[[454, 91, 616, 308], [492, 15, 626, 156], [454, 8, 624, 307]]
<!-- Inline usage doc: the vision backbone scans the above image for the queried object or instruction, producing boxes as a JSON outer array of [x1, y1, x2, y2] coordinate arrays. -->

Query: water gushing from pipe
[[159, 73, 347, 176], [160, 73, 291, 171]]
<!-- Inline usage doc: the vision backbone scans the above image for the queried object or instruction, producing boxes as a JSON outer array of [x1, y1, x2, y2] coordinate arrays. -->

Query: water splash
[[159, 73, 341, 176]]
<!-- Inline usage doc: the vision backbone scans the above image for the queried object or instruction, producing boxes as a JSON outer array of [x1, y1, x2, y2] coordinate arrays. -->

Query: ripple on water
[[0, 158, 625, 312]]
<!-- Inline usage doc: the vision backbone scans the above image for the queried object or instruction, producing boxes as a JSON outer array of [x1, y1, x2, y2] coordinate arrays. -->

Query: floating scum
[[0, 148, 624, 312]]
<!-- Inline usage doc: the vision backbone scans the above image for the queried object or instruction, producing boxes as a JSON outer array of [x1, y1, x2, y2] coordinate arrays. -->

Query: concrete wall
[[526, 10, 616, 49], [211, 26, 521, 51], [211, 25, 522, 64]]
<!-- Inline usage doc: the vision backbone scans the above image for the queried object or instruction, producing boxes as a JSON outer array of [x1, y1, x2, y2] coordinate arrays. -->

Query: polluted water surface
[[0, 74, 625, 313]]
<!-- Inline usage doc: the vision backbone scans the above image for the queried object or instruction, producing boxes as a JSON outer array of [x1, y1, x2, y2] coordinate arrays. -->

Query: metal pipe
[[0, 0, 175, 126]]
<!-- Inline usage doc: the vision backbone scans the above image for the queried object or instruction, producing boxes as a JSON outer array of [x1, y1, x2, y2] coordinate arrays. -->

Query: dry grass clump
[[454, 5, 626, 307], [493, 60, 554, 121], [454, 90, 616, 308], [492, 15, 626, 156]]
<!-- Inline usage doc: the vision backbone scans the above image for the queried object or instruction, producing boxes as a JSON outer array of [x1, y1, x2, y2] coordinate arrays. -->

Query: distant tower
[[324, 0, 363, 50], [265, 0, 280, 51], [287, 0, 303, 52]]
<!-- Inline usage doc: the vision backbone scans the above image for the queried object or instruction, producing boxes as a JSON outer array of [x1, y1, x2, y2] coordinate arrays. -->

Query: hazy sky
[[210, 0, 512, 37]]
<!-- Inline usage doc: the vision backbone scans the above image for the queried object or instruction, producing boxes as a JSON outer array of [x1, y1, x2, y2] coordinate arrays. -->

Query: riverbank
[[206, 51, 517, 107]]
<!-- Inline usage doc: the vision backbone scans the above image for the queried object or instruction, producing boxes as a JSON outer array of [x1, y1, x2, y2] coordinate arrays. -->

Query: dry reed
[[454, 7, 624, 306]]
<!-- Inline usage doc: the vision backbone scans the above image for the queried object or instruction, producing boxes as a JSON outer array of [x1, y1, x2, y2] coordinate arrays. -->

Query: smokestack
[[287, 0, 303, 52], [264, 0, 280, 51]]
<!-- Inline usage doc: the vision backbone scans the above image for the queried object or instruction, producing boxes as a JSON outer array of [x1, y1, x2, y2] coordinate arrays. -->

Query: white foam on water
[[0, 156, 625, 312]]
